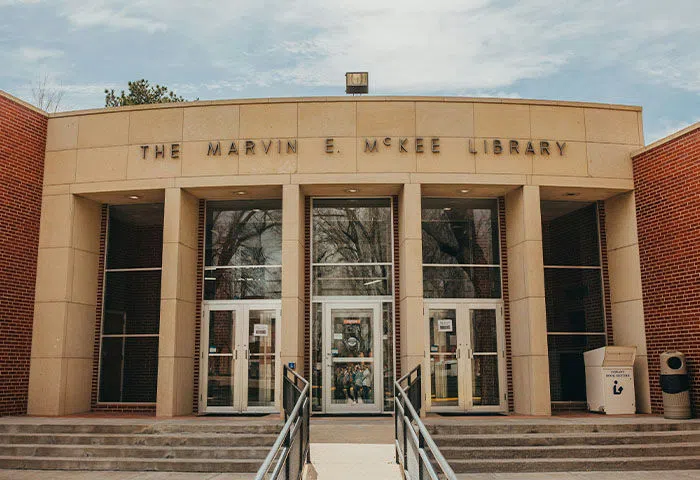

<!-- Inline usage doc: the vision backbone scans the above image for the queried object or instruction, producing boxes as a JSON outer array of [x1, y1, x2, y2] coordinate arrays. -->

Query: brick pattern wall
[[304, 197, 311, 379], [192, 199, 205, 413], [0, 95, 47, 416], [633, 126, 700, 414], [597, 201, 614, 346], [498, 197, 514, 412], [393, 196, 401, 377]]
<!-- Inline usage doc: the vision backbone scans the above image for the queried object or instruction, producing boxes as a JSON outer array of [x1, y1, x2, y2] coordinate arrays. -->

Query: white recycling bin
[[583, 346, 637, 414]]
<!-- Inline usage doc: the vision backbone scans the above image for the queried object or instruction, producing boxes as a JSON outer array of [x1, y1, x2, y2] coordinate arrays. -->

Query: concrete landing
[[305, 443, 401, 480]]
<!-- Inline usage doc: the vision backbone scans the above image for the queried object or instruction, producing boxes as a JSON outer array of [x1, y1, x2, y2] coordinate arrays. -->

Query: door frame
[[322, 299, 383, 414], [199, 299, 282, 414], [424, 300, 506, 413]]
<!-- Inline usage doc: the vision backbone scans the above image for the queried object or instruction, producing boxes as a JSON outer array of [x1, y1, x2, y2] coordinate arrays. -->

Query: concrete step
[[446, 455, 700, 473], [0, 423, 281, 435], [439, 442, 700, 460], [426, 421, 700, 436], [0, 444, 271, 460], [0, 456, 263, 473], [0, 433, 278, 447], [432, 430, 700, 447]]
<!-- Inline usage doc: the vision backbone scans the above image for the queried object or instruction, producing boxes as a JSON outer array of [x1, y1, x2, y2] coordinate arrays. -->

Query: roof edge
[[633, 121, 700, 157], [0, 90, 49, 116], [47, 95, 642, 118]]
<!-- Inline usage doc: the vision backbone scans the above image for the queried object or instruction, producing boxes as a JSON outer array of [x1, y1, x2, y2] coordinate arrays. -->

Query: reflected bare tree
[[208, 205, 282, 299], [421, 205, 497, 298]]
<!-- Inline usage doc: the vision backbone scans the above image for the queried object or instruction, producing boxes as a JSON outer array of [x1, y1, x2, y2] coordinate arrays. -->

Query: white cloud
[[648, 117, 700, 143], [19, 46, 63, 62], [62, 3, 167, 33]]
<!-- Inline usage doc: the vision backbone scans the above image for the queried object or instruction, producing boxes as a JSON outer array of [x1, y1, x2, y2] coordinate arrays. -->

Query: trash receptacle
[[584, 346, 637, 414], [660, 351, 691, 419]]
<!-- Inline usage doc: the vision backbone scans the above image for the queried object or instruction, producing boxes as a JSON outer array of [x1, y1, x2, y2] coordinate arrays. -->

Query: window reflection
[[205, 200, 282, 300]]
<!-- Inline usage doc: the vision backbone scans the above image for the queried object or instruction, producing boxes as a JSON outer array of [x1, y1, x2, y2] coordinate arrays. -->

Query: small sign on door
[[438, 319, 453, 332], [253, 324, 269, 337]]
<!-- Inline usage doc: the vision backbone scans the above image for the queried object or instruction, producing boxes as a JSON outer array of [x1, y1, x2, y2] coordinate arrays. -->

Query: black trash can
[[660, 351, 691, 419]]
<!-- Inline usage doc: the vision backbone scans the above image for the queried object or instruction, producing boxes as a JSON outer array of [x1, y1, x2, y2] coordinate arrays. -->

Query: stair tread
[[439, 442, 700, 450], [0, 455, 260, 463], [1, 432, 278, 438], [447, 455, 700, 463], [0, 444, 269, 450], [433, 430, 700, 438]]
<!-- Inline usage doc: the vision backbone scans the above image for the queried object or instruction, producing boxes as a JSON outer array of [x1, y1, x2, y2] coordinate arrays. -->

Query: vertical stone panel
[[505, 186, 551, 415], [156, 188, 199, 417]]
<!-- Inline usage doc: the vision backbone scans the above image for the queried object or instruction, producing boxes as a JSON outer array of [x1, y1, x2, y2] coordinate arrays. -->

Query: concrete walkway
[[305, 443, 401, 480], [455, 472, 700, 479]]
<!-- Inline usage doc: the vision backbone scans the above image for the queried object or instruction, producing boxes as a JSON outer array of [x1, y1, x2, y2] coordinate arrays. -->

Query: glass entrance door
[[201, 302, 280, 413], [425, 303, 505, 412], [323, 302, 382, 413]]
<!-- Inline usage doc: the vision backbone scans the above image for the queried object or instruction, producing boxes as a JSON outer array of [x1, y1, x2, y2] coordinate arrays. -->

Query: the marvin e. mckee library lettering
[[138, 137, 567, 159]]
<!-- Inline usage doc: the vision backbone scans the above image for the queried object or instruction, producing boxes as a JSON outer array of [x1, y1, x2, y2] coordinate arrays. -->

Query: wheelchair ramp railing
[[394, 364, 457, 480], [255, 366, 310, 480]]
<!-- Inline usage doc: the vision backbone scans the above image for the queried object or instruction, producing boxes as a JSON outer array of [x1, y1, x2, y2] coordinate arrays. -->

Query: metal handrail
[[395, 364, 457, 480], [255, 366, 311, 480]]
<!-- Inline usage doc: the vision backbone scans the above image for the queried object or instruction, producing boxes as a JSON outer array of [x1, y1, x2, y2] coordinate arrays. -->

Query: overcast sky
[[1, 0, 698, 142]]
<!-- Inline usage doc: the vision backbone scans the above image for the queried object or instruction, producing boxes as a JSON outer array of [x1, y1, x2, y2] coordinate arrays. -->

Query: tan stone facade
[[26, 96, 650, 417]]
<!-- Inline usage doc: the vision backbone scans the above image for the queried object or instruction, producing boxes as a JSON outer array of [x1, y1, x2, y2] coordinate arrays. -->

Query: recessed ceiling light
[[234, 190, 247, 195], [346, 188, 358, 193], [459, 189, 470, 194], [128, 195, 140, 200], [564, 192, 579, 197], [443, 207, 452, 211]]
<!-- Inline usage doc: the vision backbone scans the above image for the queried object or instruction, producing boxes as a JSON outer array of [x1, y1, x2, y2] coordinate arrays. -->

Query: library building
[[1, 90, 698, 418]]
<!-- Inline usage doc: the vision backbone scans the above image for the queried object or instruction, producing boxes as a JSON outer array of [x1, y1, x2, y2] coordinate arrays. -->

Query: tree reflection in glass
[[205, 199, 282, 300], [421, 199, 501, 299]]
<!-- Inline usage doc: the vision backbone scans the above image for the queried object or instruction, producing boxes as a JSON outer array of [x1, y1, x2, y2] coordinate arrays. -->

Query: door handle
[[456, 349, 460, 359], [234, 350, 238, 360], [245, 349, 249, 360]]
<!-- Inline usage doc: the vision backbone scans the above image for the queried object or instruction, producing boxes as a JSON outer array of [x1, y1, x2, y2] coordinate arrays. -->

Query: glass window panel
[[541, 202, 600, 266], [548, 334, 606, 402], [204, 266, 281, 300], [107, 204, 164, 269], [471, 310, 497, 353], [312, 265, 391, 297], [331, 362, 374, 405], [545, 268, 604, 333], [206, 199, 282, 267], [331, 308, 373, 358], [312, 198, 391, 264], [248, 356, 275, 407], [382, 302, 394, 412], [311, 303, 323, 412], [471, 355, 500, 406], [207, 356, 234, 407], [423, 266, 501, 299], [208, 310, 234, 354], [429, 309, 458, 354], [430, 355, 459, 407], [99, 336, 159, 403], [248, 310, 276, 354], [421, 198, 499, 265], [103, 271, 161, 335]]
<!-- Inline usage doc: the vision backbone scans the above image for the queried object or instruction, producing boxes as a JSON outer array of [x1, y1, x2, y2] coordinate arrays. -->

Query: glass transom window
[[421, 198, 501, 299], [312, 198, 392, 296], [205, 199, 282, 300]]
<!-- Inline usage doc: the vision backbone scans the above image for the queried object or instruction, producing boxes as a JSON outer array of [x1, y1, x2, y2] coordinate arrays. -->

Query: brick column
[[281, 185, 305, 376], [398, 184, 424, 377], [28, 195, 102, 415], [156, 188, 198, 417], [604, 191, 651, 413], [505, 186, 551, 415]]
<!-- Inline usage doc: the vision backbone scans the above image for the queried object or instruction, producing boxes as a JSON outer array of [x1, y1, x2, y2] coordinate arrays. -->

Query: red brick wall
[[193, 199, 205, 413], [498, 197, 514, 412], [633, 126, 700, 414], [0, 95, 47, 416]]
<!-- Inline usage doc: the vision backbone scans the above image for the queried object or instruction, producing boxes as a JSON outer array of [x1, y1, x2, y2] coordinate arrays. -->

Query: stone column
[[156, 188, 199, 417], [399, 184, 424, 377], [604, 191, 651, 413], [28, 194, 102, 415], [280, 184, 305, 377], [505, 186, 551, 415]]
